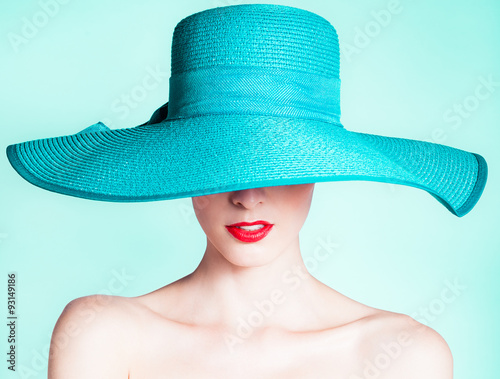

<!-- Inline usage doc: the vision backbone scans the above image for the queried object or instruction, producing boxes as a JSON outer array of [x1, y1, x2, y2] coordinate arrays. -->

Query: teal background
[[1, 0, 499, 377]]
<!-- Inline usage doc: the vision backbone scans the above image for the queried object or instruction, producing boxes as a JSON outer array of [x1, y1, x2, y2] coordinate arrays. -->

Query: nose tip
[[231, 187, 265, 208]]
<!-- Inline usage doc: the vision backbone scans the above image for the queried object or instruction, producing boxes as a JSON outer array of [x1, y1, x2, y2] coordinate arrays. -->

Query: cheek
[[278, 188, 314, 234], [192, 199, 215, 239], [285, 185, 314, 215], [192, 195, 230, 243], [192, 195, 212, 212]]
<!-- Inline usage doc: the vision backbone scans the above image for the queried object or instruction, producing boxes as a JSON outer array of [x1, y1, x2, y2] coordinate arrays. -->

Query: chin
[[220, 245, 280, 268]]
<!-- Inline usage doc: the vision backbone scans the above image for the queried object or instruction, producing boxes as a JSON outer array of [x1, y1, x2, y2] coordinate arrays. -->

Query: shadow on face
[[191, 184, 316, 267]]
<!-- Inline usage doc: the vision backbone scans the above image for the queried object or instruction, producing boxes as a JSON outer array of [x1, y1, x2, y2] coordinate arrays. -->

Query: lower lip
[[225, 224, 274, 243]]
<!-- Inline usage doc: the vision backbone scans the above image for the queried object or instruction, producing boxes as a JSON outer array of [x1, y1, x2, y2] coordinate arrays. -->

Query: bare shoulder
[[48, 294, 145, 379], [353, 310, 453, 379]]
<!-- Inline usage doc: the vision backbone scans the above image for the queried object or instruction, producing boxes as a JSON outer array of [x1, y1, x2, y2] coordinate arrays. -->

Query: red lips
[[225, 220, 274, 243]]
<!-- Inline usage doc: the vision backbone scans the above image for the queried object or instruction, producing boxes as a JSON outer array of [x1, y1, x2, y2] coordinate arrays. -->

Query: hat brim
[[6, 113, 487, 217]]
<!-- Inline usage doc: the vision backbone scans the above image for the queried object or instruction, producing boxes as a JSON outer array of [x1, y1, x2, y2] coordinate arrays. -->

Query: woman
[[47, 184, 452, 378], [6, 3, 486, 378]]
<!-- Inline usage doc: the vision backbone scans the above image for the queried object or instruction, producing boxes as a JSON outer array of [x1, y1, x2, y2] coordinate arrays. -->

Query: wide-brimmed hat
[[6, 4, 487, 217]]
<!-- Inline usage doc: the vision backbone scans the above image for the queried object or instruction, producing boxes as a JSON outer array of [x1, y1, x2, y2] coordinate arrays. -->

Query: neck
[[175, 236, 327, 331]]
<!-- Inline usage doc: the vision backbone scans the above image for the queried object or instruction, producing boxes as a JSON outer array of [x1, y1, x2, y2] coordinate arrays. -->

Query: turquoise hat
[[6, 4, 487, 217]]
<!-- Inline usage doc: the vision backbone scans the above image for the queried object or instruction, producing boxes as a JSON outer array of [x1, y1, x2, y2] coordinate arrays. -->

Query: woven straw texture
[[171, 5, 339, 77], [6, 4, 487, 217]]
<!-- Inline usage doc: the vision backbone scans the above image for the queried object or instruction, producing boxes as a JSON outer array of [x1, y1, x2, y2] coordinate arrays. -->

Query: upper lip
[[226, 220, 272, 227]]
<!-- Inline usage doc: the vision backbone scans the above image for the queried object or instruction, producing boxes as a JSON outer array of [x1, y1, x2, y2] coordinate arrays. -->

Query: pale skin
[[48, 184, 453, 378]]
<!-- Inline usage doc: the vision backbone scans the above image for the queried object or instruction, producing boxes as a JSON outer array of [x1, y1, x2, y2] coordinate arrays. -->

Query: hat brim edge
[[7, 142, 486, 218], [452, 153, 488, 217]]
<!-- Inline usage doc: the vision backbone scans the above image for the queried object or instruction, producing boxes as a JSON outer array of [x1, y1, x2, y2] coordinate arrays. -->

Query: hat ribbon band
[[167, 66, 341, 125]]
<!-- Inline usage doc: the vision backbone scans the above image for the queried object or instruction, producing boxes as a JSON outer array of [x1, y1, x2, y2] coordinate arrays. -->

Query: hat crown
[[167, 5, 342, 124], [171, 4, 340, 78]]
